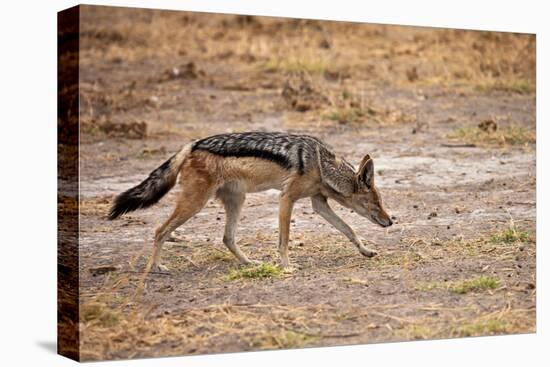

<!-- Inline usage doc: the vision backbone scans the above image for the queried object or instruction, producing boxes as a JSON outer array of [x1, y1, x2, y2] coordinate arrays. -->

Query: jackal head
[[348, 154, 393, 227], [319, 150, 393, 227]]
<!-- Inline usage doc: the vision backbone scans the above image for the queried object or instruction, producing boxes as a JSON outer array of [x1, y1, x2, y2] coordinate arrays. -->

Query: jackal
[[109, 132, 392, 271]]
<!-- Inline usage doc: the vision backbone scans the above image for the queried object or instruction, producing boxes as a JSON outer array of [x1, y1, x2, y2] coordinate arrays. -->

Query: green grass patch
[[416, 276, 500, 294], [490, 226, 530, 244], [476, 79, 535, 94], [449, 275, 500, 294], [447, 125, 535, 147], [454, 319, 509, 337], [341, 89, 352, 100], [225, 263, 283, 281]]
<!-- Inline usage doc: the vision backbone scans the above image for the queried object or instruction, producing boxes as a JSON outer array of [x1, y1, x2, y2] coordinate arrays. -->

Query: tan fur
[[148, 150, 391, 272]]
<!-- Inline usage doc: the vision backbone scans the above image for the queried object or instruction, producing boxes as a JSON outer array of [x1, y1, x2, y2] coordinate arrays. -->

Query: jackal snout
[[350, 154, 393, 228]]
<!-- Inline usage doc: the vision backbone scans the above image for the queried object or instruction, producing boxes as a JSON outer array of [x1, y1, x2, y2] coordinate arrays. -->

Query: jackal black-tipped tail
[[108, 145, 190, 220]]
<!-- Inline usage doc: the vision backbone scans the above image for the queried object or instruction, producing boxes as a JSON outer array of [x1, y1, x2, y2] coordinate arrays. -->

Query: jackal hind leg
[[311, 194, 377, 257], [149, 179, 214, 273], [218, 185, 258, 265]]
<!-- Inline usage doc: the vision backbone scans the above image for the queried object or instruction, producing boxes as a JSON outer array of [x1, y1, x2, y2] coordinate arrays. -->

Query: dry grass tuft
[[80, 196, 112, 217], [259, 57, 332, 75], [79, 301, 352, 360], [370, 250, 424, 269], [397, 307, 534, 340], [405, 224, 535, 262], [251, 330, 317, 349], [324, 107, 365, 124], [200, 247, 235, 263], [224, 263, 283, 281], [448, 275, 500, 294], [81, 303, 120, 327], [447, 124, 535, 147]]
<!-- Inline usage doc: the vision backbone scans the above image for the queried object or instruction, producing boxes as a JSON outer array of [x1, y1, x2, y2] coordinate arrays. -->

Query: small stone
[[318, 38, 331, 49]]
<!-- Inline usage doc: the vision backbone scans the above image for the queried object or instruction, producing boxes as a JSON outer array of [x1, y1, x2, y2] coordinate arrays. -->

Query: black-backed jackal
[[109, 132, 393, 271]]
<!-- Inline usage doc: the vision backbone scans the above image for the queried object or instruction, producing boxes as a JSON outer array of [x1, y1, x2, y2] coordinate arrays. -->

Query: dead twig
[[119, 270, 173, 276], [440, 143, 477, 148], [283, 326, 363, 338]]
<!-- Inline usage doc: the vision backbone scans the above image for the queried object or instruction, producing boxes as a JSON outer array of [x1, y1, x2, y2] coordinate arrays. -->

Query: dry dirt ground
[[74, 6, 535, 361]]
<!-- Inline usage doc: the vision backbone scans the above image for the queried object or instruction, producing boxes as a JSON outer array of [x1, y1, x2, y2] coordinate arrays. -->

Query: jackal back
[[192, 131, 338, 175]]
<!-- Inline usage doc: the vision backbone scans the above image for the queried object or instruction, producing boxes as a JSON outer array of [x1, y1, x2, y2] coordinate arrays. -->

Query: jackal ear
[[317, 147, 355, 197], [357, 154, 374, 188]]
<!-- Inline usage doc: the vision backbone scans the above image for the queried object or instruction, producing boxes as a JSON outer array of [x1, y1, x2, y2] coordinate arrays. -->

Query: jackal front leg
[[311, 195, 377, 257], [278, 192, 296, 269]]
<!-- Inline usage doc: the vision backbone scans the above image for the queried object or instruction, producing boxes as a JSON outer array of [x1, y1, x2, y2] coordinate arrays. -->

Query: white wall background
[[0, 0, 546, 366]]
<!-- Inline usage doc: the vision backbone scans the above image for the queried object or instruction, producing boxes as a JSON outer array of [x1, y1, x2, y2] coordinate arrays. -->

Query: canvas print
[[58, 5, 536, 361]]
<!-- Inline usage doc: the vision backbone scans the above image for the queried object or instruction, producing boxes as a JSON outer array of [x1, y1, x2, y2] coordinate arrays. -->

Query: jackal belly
[[219, 156, 289, 193]]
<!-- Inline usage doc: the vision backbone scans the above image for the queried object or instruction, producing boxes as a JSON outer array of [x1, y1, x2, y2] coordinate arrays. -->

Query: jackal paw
[[280, 259, 297, 272], [359, 247, 377, 258], [153, 264, 170, 273], [282, 266, 298, 274]]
